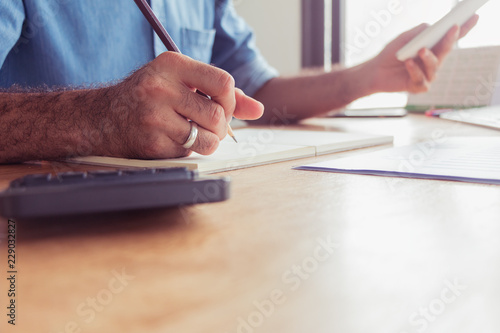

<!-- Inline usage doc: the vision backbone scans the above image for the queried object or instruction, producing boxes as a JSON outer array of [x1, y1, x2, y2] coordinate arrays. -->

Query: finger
[[131, 127, 191, 160], [233, 88, 264, 120], [459, 14, 479, 39], [432, 25, 460, 63], [418, 48, 439, 81], [164, 113, 221, 155], [189, 126, 221, 155], [155, 53, 236, 121], [173, 89, 228, 140], [405, 59, 429, 93]]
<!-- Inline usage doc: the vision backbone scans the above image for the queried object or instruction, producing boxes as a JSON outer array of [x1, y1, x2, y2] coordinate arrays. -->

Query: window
[[303, 0, 500, 109], [458, 0, 500, 48]]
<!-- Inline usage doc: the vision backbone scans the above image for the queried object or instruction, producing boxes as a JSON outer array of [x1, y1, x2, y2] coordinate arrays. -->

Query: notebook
[[439, 105, 500, 130], [70, 129, 393, 173], [297, 137, 500, 185], [406, 45, 500, 111]]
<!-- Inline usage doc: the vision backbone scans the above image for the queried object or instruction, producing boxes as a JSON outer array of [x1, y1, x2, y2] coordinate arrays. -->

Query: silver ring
[[182, 121, 198, 149]]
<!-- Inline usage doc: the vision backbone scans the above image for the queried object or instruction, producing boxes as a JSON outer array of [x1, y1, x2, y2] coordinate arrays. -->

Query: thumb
[[233, 88, 264, 120]]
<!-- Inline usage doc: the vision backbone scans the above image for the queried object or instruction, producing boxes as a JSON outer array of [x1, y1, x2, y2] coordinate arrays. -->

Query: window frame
[[301, 0, 344, 68]]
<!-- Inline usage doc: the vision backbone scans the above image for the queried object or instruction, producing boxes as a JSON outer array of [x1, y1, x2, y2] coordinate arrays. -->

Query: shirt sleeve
[[0, 1, 25, 69], [211, 0, 279, 97]]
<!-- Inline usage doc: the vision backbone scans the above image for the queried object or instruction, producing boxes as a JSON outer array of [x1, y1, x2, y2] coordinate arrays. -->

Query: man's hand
[[101, 52, 263, 159], [0, 52, 263, 164], [366, 14, 479, 94]]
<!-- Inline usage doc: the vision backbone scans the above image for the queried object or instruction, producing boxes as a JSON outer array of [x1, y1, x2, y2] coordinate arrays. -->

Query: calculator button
[[156, 168, 194, 179], [121, 169, 157, 175], [87, 170, 123, 178], [58, 172, 87, 180], [156, 167, 185, 173], [14, 173, 52, 187], [53, 172, 88, 184]]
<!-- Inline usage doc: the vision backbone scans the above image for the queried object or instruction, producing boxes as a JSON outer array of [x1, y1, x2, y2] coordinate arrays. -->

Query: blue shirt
[[0, 0, 278, 96]]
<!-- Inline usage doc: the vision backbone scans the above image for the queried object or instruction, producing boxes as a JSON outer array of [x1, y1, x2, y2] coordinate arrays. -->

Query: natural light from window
[[344, 0, 500, 109]]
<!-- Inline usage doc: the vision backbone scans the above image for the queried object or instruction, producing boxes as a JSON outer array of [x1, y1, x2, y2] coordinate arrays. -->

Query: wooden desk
[[1, 114, 500, 332]]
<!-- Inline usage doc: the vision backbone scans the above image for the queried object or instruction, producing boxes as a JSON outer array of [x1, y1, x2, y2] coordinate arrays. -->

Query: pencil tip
[[232, 136, 238, 143]]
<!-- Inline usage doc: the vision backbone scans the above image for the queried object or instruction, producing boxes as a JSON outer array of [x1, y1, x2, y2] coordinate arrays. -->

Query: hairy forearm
[[253, 61, 378, 124], [0, 88, 112, 163]]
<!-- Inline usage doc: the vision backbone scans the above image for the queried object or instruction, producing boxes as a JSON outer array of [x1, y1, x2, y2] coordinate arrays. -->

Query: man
[[0, 0, 478, 164]]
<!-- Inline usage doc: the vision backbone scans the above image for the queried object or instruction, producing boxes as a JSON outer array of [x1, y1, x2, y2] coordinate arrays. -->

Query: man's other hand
[[366, 14, 479, 94]]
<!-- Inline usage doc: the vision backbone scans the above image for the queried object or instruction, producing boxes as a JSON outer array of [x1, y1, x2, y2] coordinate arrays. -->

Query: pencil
[[133, 0, 238, 144]]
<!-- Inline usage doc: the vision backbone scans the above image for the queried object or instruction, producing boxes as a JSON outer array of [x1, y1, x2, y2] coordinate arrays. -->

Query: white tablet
[[396, 0, 489, 62]]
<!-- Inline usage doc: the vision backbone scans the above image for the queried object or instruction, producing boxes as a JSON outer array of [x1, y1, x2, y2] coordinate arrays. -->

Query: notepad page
[[407, 46, 500, 110], [72, 141, 315, 173], [298, 137, 500, 185], [232, 128, 393, 155], [70, 129, 392, 173], [163, 138, 315, 173]]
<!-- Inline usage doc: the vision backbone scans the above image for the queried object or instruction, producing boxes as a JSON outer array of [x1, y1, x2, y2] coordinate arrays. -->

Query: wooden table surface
[[1, 114, 500, 333]]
